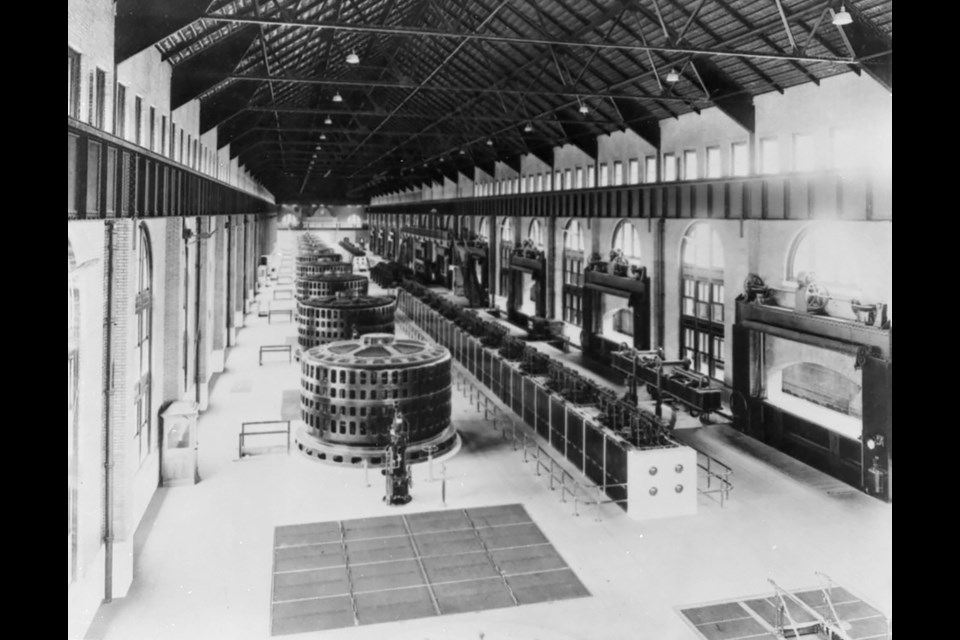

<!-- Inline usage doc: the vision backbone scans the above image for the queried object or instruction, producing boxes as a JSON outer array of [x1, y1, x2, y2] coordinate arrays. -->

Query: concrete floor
[[85, 239, 891, 640]]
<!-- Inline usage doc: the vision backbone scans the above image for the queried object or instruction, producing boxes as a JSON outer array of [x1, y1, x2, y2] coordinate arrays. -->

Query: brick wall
[[68, 212, 269, 640], [212, 217, 227, 358], [162, 219, 186, 400], [68, 221, 107, 640]]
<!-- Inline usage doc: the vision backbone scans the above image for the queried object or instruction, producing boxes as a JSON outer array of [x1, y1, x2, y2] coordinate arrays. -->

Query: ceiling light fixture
[[459, 149, 466, 155], [324, 115, 333, 125], [666, 69, 680, 83], [831, 3, 852, 26], [578, 102, 589, 115], [319, 133, 326, 140], [524, 122, 533, 132], [346, 50, 360, 65], [486, 139, 494, 146], [332, 91, 343, 103]]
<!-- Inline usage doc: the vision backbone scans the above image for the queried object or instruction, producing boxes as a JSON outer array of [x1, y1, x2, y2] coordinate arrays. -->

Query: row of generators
[[292, 232, 458, 467]]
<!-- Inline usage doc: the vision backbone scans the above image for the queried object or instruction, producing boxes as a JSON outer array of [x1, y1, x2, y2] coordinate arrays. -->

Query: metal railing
[[768, 578, 854, 640], [691, 446, 734, 506], [238, 420, 291, 458], [441, 336, 629, 522], [524, 442, 629, 521]]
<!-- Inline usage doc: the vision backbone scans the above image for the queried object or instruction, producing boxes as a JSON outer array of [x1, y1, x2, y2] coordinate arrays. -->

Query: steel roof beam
[[202, 13, 854, 65], [829, 7, 892, 92], [227, 73, 714, 106]]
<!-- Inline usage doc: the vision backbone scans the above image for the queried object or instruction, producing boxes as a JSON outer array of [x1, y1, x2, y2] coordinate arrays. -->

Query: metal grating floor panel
[[679, 585, 891, 640], [270, 504, 590, 635]]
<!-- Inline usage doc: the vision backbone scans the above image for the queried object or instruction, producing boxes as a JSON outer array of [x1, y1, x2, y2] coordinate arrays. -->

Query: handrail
[[239, 420, 291, 458], [768, 578, 854, 640], [694, 447, 734, 506]]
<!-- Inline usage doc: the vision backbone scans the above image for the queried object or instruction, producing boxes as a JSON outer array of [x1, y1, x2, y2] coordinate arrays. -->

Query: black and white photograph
[[68, 1, 892, 638]]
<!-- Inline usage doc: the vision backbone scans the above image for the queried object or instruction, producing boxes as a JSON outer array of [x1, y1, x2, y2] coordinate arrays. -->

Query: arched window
[[528, 219, 543, 250], [681, 221, 725, 270], [68, 241, 80, 583], [476, 217, 489, 240], [562, 220, 585, 325], [135, 225, 153, 464], [786, 223, 863, 294], [680, 223, 725, 381], [499, 217, 515, 298], [612, 220, 642, 265], [345, 214, 362, 228]]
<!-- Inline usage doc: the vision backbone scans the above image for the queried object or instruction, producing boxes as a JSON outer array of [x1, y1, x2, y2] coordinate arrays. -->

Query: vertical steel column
[[102, 221, 115, 603]]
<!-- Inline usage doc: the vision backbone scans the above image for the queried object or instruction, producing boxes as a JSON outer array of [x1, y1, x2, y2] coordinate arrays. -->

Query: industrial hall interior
[[68, 0, 891, 639]]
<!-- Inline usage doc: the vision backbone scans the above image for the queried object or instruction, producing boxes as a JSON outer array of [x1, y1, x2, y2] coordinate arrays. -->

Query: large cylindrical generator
[[295, 334, 458, 466], [296, 273, 369, 300], [297, 293, 395, 351], [296, 251, 342, 264], [295, 260, 353, 279]]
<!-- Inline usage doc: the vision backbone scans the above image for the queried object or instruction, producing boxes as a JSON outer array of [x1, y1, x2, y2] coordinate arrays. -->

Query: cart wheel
[[688, 409, 700, 418], [699, 413, 712, 425], [730, 391, 750, 425]]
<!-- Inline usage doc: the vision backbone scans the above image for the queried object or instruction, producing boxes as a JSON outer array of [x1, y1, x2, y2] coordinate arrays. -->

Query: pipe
[[655, 218, 665, 351], [226, 219, 232, 343], [195, 216, 202, 405], [102, 221, 115, 603], [241, 217, 248, 306]]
